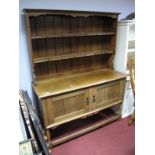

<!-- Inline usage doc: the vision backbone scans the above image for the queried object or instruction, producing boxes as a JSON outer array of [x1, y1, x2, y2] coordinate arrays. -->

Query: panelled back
[[28, 13, 118, 80]]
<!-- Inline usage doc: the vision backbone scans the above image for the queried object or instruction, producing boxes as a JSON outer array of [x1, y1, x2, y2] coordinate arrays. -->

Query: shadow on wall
[[122, 12, 135, 20], [19, 13, 34, 103]]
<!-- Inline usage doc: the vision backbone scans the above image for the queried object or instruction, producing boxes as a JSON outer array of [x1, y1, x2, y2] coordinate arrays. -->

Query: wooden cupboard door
[[43, 89, 89, 126], [93, 80, 125, 110]]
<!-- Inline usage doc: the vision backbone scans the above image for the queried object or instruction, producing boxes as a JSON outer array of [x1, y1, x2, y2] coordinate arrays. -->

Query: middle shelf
[[33, 50, 113, 63], [32, 35, 115, 63], [31, 32, 115, 39]]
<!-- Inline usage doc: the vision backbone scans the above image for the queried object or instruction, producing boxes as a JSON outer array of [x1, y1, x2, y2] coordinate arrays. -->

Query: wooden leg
[[45, 129, 51, 141], [128, 112, 135, 126], [45, 129, 52, 152]]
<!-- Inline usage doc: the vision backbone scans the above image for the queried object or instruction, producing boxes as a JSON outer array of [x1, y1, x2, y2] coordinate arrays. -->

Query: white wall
[[19, 0, 135, 19]]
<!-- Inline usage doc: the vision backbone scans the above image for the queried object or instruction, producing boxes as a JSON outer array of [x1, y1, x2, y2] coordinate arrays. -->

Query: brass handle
[[93, 95, 96, 102], [86, 97, 89, 105]]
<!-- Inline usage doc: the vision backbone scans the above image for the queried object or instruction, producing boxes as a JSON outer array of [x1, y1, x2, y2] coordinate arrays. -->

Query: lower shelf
[[50, 108, 121, 146]]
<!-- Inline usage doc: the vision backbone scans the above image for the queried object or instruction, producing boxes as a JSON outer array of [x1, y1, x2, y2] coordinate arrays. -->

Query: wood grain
[[34, 69, 125, 98], [24, 9, 125, 144]]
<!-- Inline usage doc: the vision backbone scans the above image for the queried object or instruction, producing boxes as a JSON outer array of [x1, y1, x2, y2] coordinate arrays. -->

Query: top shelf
[[31, 32, 115, 39]]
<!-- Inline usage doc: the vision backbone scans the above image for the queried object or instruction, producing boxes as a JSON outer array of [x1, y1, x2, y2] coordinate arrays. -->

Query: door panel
[[45, 89, 89, 126], [53, 99, 65, 118], [94, 80, 125, 110]]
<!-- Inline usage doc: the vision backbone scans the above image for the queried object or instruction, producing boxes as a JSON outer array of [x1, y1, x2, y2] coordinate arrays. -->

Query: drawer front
[[93, 80, 125, 110], [41, 90, 89, 127]]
